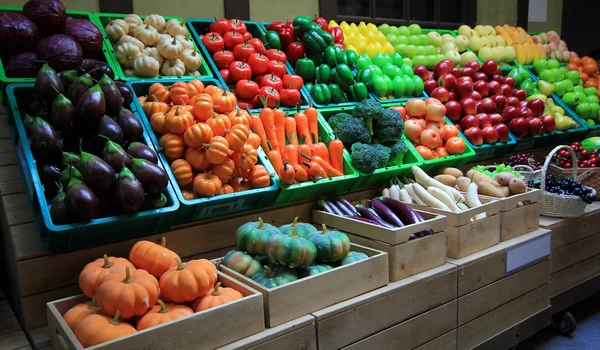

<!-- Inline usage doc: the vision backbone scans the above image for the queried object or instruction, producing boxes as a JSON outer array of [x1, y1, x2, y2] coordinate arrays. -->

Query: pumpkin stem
[[292, 217, 299, 227], [171, 37, 177, 45], [175, 257, 185, 270], [291, 226, 298, 237], [102, 254, 113, 268], [322, 224, 328, 235], [157, 299, 170, 313], [160, 236, 167, 247], [264, 266, 276, 278], [123, 266, 134, 284], [89, 296, 99, 310], [258, 217, 265, 229], [110, 310, 121, 326], [211, 282, 222, 296]]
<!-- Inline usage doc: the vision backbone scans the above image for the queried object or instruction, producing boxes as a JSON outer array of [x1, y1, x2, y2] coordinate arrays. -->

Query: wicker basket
[[513, 165, 542, 183], [548, 164, 600, 200], [540, 146, 595, 218]]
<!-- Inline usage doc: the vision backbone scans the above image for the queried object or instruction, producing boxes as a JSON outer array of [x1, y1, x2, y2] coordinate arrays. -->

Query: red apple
[[464, 127, 484, 146], [506, 96, 520, 107], [520, 101, 530, 108], [424, 79, 438, 95], [527, 99, 545, 117], [406, 99, 427, 118], [473, 80, 489, 97], [482, 126, 499, 143], [438, 73, 457, 91], [459, 97, 477, 115], [465, 60, 481, 71], [501, 76, 516, 88], [528, 117, 543, 136], [509, 117, 529, 137], [488, 81, 502, 95], [491, 94, 507, 112], [490, 113, 503, 125], [445, 100, 461, 121], [480, 98, 496, 113], [519, 106, 534, 119], [461, 67, 475, 78], [502, 106, 519, 122], [513, 89, 527, 101], [476, 101, 484, 114], [491, 73, 503, 82], [426, 103, 446, 122], [456, 77, 474, 99], [448, 91, 457, 101], [420, 129, 443, 149], [431, 87, 450, 103], [542, 115, 556, 132], [480, 60, 498, 76], [501, 84, 513, 97], [413, 65, 430, 81], [451, 67, 461, 79], [456, 124, 462, 132], [473, 72, 488, 82], [494, 68, 502, 75], [495, 123, 509, 142], [460, 115, 479, 129], [433, 59, 454, 79], [477, 113, 492, 128], [471, 91, 482, 100]]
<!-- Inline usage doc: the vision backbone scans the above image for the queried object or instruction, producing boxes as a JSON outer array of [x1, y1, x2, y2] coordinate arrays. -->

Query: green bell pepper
[[264, 30, 281, 50], [348, 82, 368, 102], [334, 46, 347, 66], [346, 50, 358, 69], [372, 75, 388, 97], [292, 16, 312, 36], [303, 30, 328, 55], [305, 82, 314, 93], [295, 56, 315, 82], [311, 83, 331, 105], [323, 46, 338, 67], [315, 64, 332, 84], [356, 68, 373, 89], [309, 22, 322, 32], [331, 63, 354, 88], [329, 83, 346, 103], [318, 29, 335, 46]]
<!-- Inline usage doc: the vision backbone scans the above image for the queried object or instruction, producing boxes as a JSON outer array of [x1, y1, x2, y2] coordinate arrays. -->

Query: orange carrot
[[303, 161, 328, 180], [309, 143, 321, 158], [281, 163, 295, 185], [266, 140, 284, 176], [313, 156, 344, 177], [274, 109, 286, 152], [329, 140, 344, 174], [250, 114, 269, 151], [306, 106, 319, 143], [293, 164, 308, 182], [284, 116, 298, 146], [260, 107, 279, 151], [298, 144, 312, 165], [294, 112, 312, 145], [282, 144, 298, 166], [315, 142, 330, 164]]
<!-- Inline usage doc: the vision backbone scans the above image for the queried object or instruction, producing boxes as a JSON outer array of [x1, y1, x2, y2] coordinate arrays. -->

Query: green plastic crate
[[421, 29, 458, 36], [0, 7, 114, 102], [128, 78, 280, 224], [94, 13, 212, 81], [5, 83, 180, 252]]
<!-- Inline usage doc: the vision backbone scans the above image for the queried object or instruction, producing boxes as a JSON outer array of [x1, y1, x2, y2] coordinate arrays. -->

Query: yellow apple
[[427, 32, 443, 47], [504, 46, 516, 61], [487, 36, 497, 48], [469, 36, 483, 51], [458, 25, 476, 38], [479, 37, 490, 48], [441, 42, 458, 54], [496, 35, 505, 47], [474, 25, 487, 37], [460, 51, 478, 66], [442, 33, 455, 44], [454, 35, 469, 52], [445, 50, 461, 66], [484, 25, 496, 36], [479, 47, 493, 62]]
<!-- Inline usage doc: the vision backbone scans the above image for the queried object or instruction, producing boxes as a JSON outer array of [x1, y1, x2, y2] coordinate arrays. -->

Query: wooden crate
[[46, 273, 265, 350], [219, 244, 389, 328], [539, 201, 600, 250], [409, 197, 501, 259], [479, 189, 540, 241], [216, 315, 316, 350], [550, 252, 600, 296], [414, 330, 457, 350], [311, 264, 457, 350]]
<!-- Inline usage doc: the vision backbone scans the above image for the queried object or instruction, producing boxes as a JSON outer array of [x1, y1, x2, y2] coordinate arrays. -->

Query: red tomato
[[223, 31, 245, 51], [258, 86, 280, 108], [235, 79, 259, 100], [260, 74, 283, 91], [416, 146, 434, 160], [388, 106, 407, 120], [268, 60, 287, 78], [247, 53, 270, 76], [213, 50, 235, 69], [219, 69, 231, 85], [252, 94, 261, 108], [202, 32, 224, 54], [209, 18, 233, 36], [243, 31, 252, 41], [444, 136, 466, 155], [248, 38, 267, 55], [230, 19, 247, 34], [280, 88, 301, 107], [434, 147, 449, 158], [282, 74, 304, 90], [286, 41, 305, 66], [266, 49, 287, 63], [228, 61, 252, 82], [233, 43, 256, 62], [237, 99, 254, 110], [253, 74, 263, 85]]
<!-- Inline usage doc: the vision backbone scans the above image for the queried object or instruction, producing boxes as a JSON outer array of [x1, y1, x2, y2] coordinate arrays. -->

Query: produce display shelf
[[0, 7, 115, 103], [186, 18, 310, 113], [94, 13, 213, 81], [129, 77, 280, 224], [5, 83, 180, 253], [421, 28, 458, 36], [448, 117, 518, 163], [319, 106, 424, 190], [367, 90, 429, 106]]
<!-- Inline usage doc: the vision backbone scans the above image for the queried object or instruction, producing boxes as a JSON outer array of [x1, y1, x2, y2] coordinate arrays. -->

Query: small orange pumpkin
[[193, 93, 214, 122], [63, 296, 102, 331], [212, 157, 235, 183], [205, 136, 230, 164], [206, 113, 232, 137], [192, 282, 243, 312], [225, 124, 250, 151], [138, 96, 147, 105], [227, 108, 251, 126], [159, 257, 217, 303], [129, 237, 180, 278], [249, 165, 271, 188], [165, 106, 194, 134], [171, 159, 193, 187], [185, 147, 210, 171], [193, 172, 222, 197], [150, 112, 168, 135], [170, 81, 191, 105], [74, 310, 137, 348], [246, 133, 261, 149], [183, 123, 213, 148], [181, 189, 198, 200], [220, 184, 234, 194], [148, 83, 170, 103], [204, 85, 222, 98], [143, 98, 169, 117], [96, 266, 159, 319], [136, 299, 193, 331], [79, 254, 136, 298], [230, 177, 252, 192], [160, 133, 185, 160], [188, 79, 205, 97], [213, 90, 237, 114], [231, 143, 258, 170]]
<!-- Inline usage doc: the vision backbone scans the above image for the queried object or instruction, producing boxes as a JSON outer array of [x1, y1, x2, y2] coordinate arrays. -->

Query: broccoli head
[[373, 109, 404, 143], [353, 99, 384, 135], [335, 118, 371, 149], [327, 112, 354, 130], [350, 143, 390, 173], [385, 139, 409, 166]]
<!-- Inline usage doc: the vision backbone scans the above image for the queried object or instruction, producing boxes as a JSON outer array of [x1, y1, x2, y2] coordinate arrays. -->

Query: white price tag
[[196, 198, 246, 219], [514, 139, 536, 152], [506, 232, 551, 274]]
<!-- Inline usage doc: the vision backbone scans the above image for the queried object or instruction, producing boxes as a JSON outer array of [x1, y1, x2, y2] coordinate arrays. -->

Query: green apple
[[394, 44, 407, 56], [401, 64, 413, 76], [537, 80, 555, 96], [563, 79, 574, 92], [460, 51, 478, 66], [378, 24, 391, 35], [532, 59, 548, 74], [441, 42, 458, 54], [413, 55, 428, 67], [403, 57, 413, 67], [586, 119, 596, 127], [408, 24, 421, 35], [587, 95, 600, 104], [427, 32, 443, 47], [576, 102, 593, 118], [416, 46, 428, 56], [565, 70, 581, 85], [579, 79, 584, 86], [426, 55, 438, 68], [563, 92, 580, 108], [584, 87, 598, 97], [445, 51, 461, 66], [548, 59, 560, 69], [373, 53, 392, 68], [454, 35, 469, 52], [397, 36, 409, 45], [436, 54, 446, 62], [425, 45, 437, 55], [408, 35, 421, 46], [390, 26, 400, 36], [559, 66, 568, 75], [398, 26, 410, 36], [386, 34, 400, 45], [591, 103, 600, 118], [574, 85, 584, 93], [418, 34, 429, 46], [405, 45, 417, 58], [575, 91, 587, 103], [391, 52, 404, 66], [392, 76, 406, 97]]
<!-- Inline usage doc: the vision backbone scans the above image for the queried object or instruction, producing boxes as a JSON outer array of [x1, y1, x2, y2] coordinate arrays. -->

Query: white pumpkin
[[143, 47, 165, 66], [116, 42, 142, 68], [123, 14, 143, 35], [105, 19, 129, 42], [186, 70, 201, 76], [124, 68, 135, 77], [133, 56, 160, 77], [144, 14, 166, 33], [134, 25, 160, 47], [180, 49, 202, 71], [157, 37, 183, 60], [161, 59, 186, 76], [117, 35, 145, 51], [159, 33, 173, 44], [174, 35, 194, 50], [165, 19, 188, 37]]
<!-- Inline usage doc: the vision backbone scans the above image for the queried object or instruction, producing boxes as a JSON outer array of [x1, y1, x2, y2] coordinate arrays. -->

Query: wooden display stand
[[480, 189, 541, 241]]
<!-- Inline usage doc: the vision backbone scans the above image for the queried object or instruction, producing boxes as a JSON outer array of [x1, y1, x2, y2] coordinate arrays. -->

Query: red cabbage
[[0, 12, 40, 53], [23, 0, 66, 34], [37, 34, 82, 71], [62, 18, 103, 57], [5, 51, 42, 77]]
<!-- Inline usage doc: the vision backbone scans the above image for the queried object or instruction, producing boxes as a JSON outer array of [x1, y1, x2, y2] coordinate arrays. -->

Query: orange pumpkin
[[170, 82, 191, 105], [160, 133, 185, 160], [231, 143, 258, 170], [246, 133, 261, 149], [183, 123, 213, 148], [206, 113, 232, 137], [181, 189, 198, 200], [150, 112, 168, 135], [185, 147, 210, 171], [220, 184, 234, 194], [129, 237, 180, 278], [213, 90, 237, 114], [159, 258, 217, 303], [137, 96, 147, 105], [205, 136, 230, 164], [79, 254, 136, 298], [204, 85, 222, 98], [63, 296, 102, 331], [148, 83, 170, 103], [136, 300, 193, 331], [143, 98, 169, 117], [225, 124, 250, 151], [192, 282, 243, 312], [193, 172, 222, 197], [249, 165, 271, 188], [96, 266, 159, 319], [188, 79, 205, 97], [227, 108, 251, 126], [171, 159, 193, 187], [74, 311, 137, 348], [212, 157, 235, 183], [230, 177, 252, 192], [193, 93, 214, 122], [165, 106, 194, 134]]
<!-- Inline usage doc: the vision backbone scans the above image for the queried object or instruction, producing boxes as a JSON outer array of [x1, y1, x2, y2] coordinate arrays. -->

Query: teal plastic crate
[[94, 13, 213, 81], [128, 78, 280, 224], [0, 7, 114, 103], [5, 83, 179, 252]]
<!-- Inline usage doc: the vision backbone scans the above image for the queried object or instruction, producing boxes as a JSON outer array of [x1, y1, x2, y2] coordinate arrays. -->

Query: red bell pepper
[[266, 21, 286, 31], [277, 28, 295, 50], [334, 43, 346, 52], [286, 41, 306, 66], [313, 17, 328, 31], [328, 27, 344, 44]]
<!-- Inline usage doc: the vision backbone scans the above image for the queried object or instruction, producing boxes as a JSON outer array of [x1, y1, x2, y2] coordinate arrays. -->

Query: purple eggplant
[[79, 151, 116, 191], [76, 85, 105, 125], [49, 91, 75, 134], [98, 74, 122, 116], [66, 73, 93, 103], [115, 81, 133, 107], [116, 108, 143, 141], [127, 142, 158, 164], [59, 165, 82, 187], [333, 198, 355, 216], [98, 115, 124, 144], [336, 197, 357, 215], [130, 158, 168, 194], [144, 192, 168, 210], [355, 205, 396, 228], [65, 178, 100, 221], [62, 151, 80, 167], [346, 216, 381, 226], [24, 114, 62, 160], [318, 199, 343, 216], [58, 70, 77, 90], [370, 200, 404, 227], [102, 139, 132, 172], [114, 167, 144, 212], [50, 191, 69, 224], [378, 197, 422, 225], [34, 63, 64, 106]]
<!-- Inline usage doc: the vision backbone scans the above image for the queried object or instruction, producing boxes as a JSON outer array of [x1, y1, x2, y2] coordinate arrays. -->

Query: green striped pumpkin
[[266, 227, 317, 268], [306, 224, 351, 263], [222, 250, 261, 278], [236, 217, 280, 256], [301, 264, 334, 277], [279, 217, 318, 238], [251, 265, 298, 288], [340, 251, 369, 265]]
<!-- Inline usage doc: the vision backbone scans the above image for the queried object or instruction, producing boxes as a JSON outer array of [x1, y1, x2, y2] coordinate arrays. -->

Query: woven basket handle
[[541, 145, 578, 193], [512, 164, 534, 175]]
